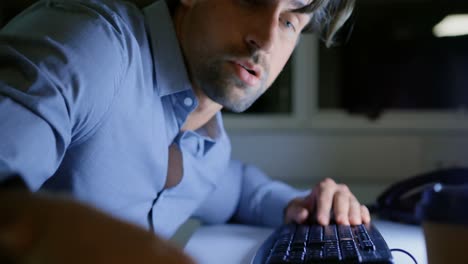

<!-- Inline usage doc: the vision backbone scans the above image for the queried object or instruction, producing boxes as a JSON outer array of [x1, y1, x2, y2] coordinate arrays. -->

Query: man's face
[[175, 0, 312, 112]]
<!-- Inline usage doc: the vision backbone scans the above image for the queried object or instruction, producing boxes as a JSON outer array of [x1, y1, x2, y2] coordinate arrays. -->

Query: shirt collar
[[180, 112, 225, 155], [143, 0, 192, 97]]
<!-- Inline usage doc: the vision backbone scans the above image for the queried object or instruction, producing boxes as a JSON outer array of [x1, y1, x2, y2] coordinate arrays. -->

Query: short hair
[[298, 0, 355, 47], [166, 0, 355, 48]]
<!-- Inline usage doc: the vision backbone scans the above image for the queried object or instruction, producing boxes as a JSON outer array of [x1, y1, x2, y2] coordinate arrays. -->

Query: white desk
[[185, 220, 427, 264]]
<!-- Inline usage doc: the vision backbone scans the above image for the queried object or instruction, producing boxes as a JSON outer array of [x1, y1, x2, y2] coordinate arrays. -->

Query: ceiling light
[[433, 14, 468, 37]]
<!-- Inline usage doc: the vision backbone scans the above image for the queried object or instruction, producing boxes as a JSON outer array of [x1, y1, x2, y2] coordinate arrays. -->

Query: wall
[[227, 129, 468, 187]]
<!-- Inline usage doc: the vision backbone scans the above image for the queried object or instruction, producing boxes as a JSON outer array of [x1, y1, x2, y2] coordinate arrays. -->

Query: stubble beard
[[193, 57, 269, 113]]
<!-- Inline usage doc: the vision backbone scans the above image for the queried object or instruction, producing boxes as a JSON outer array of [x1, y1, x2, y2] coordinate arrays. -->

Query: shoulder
[[37, 0, 145, 32]]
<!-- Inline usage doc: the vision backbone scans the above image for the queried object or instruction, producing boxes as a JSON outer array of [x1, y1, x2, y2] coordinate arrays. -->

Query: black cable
[[390, 248, 418, 264]]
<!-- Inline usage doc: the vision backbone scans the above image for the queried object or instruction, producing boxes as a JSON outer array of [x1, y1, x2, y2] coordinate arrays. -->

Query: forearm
[[195, 160, 307, 227], [222, 160, 308, 227], [232, 165, 307, 227]]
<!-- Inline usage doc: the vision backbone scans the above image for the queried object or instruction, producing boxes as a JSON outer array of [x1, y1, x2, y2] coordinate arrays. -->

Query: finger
[[348, 198, 362, 225], [303, 190, 317, 218], [360, 205, 371, 224], [294, 208, 309, 224], [315, 179, 336, 225], [333, 191, 350, 225], [285, 202, 309, 224]]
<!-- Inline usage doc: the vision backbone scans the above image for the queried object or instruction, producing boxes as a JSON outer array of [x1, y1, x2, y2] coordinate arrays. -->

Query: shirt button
[[183, 97, 194, 107]]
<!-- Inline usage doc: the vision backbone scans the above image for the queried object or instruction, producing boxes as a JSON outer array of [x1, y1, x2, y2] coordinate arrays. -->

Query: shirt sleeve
[[193, 159, 310, 228], [0, 0, 128, 190]]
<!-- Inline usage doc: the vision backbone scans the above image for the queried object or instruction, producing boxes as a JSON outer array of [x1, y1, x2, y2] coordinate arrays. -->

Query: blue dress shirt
[[0, 0, 305, 238]]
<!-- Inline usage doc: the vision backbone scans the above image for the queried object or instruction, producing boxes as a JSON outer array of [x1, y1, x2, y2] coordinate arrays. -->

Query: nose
[[245, 11, 278, 54]]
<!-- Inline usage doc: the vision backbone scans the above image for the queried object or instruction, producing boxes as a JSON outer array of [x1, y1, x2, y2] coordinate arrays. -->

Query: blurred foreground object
[[417, 184, 468, 264], [0, 191, 194, 264]]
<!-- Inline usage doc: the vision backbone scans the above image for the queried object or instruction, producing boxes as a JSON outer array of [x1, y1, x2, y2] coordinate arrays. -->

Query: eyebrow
[[290, 0, 310, 10], [289, 0, 314, 15]]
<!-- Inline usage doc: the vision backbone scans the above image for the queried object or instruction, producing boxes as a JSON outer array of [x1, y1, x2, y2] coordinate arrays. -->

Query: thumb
[[284, 202, 309, 224]]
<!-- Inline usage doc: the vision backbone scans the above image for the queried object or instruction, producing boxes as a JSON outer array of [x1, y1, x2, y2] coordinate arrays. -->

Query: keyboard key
[[340, 240, 362, 262], [323, 241, 341, 260], [294, 225, 309, 244], [338, 225, 354, 241], [360, 240, 376, 251], [288, 251, 305, 261], [354, 225, 371, 241], [257, 223, 393, 264], [308, 225, 323, 244], [323, 225, 338, 241], [305, 248, 323, 261]]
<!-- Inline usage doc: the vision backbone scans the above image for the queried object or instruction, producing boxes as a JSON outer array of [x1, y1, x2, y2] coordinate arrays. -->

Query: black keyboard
[[252, 223, 393, 264]]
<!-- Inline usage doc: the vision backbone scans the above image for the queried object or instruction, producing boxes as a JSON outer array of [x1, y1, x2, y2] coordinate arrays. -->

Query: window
[[319, 0, 468, 119]]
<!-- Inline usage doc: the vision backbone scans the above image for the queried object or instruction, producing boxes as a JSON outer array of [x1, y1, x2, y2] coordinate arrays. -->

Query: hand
[[0, 191, 194, 264], [284, 178, 371, 226]]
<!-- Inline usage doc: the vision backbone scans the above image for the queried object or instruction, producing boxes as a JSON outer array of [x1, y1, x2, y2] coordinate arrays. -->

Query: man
[[0, 0, 368, 262]]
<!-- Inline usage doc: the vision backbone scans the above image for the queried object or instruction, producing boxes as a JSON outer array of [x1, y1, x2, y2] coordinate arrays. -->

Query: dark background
[[319, 0, 468, 119]]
